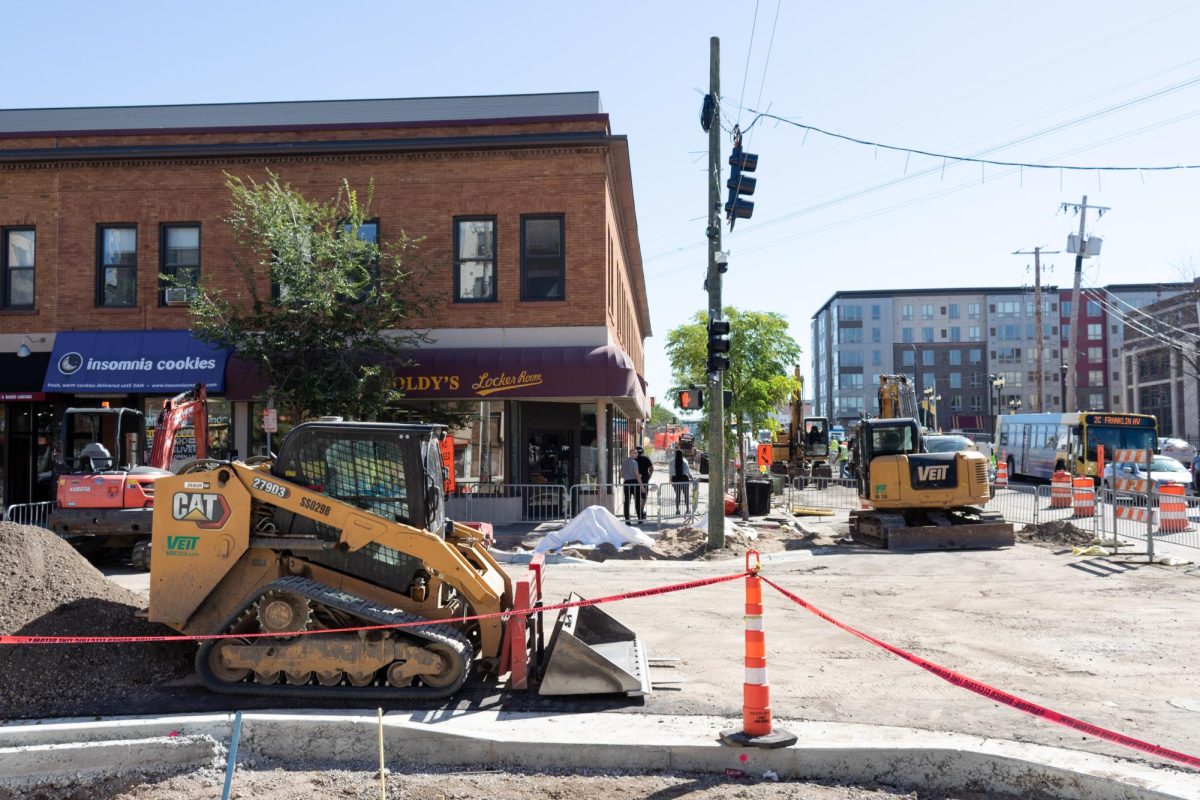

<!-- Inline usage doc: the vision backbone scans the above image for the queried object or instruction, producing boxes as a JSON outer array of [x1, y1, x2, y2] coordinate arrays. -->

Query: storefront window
[[144, 396, 233, 469], [610, 408, 629, 485], [579, 404, 598, 483], [446, 401, 506, 487]]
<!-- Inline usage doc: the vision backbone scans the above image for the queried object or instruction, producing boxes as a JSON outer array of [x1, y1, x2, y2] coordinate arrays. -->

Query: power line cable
[[736, 0, 761, 130]]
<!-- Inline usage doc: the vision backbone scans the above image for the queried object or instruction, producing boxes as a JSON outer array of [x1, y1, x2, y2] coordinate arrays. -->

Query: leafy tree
[[665, 308, 801, 513], [649, 403, 678, 428], [184, 171, 430, 423]]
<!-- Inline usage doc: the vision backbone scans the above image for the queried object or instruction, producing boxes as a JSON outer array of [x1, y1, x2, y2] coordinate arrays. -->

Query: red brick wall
[[0, 119, 645, 369]]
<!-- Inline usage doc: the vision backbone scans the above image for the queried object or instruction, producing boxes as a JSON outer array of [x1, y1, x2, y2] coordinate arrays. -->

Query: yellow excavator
[[146, 420, 649, 698], [849, 375, 1013, 551]]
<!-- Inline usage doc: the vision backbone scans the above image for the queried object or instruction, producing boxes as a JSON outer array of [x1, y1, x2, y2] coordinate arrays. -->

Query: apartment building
[[1118, 287, 1200, 440], [812, 282, 1187, 432]]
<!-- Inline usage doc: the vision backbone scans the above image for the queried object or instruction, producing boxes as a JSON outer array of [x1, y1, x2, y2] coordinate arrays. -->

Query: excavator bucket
[[538, 593, 651, 696]]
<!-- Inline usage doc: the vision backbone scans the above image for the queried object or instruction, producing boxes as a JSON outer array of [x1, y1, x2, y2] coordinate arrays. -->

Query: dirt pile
[[0, 522, 192, 719], [1017, 520, 1095, 547], [563, 521, 810, 562]]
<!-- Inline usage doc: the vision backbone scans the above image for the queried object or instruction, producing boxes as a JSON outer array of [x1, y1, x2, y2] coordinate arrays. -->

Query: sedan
[[1102, 455, 1194, 496], [1158, 437, 1196, 469]]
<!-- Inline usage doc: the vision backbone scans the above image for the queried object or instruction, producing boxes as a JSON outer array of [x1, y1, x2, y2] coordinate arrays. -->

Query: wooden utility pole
[[1013, 247, 1061, 412], [1061, 196, 1110, 412], [705, 36, 725, 548]]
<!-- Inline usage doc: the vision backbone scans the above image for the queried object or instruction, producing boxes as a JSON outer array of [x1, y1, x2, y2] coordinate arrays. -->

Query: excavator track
[[850, 508, 1014, 552], [195, 576, 474, 700]]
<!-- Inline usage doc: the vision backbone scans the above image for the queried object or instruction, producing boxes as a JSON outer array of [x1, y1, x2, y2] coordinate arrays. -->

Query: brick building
[[0, 92, 650, 507]]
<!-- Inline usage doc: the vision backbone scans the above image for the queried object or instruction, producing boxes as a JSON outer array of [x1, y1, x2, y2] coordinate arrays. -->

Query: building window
[[871, 350, 881, 367], [948, 303, 960, 319], [871, 303, 881, 320], [1087, 346, 1102, 362], [902, 327, 913, 343], [1087, 300, 1101, 316], [949, 326, 961, 341], [838, 304, 862, 321], [838, 328, 863, 344], [968, 349, 981, 365], [2, 227, 34, 308], [922, 350, 935, 366], [841, 350, 864, 367], [949, 372, 962, 389], [969, 372, 982, 388], [921, 327, 934, 343], [871, 327, 881, 343], [950, 395, 963, 411], [968, 326, 981, 341], [968, 303, 980, 319], [1088, 392, 1105, 410], [949, 350, 962, 366], [839, 373, 864, 390], [1088, 370, 1105, 387], [921, 303, 933, 320], [454, 217, 496, 302], [159, 224, 199, 304], [1087, 323, 1102, 340], [521, 215, 564, 301], [97, 225, 137, 307], [901, 304, 914, 321], [902, 350, 914, 367], [969, 395, 982, 411], [1061, 300, 1071, 317]]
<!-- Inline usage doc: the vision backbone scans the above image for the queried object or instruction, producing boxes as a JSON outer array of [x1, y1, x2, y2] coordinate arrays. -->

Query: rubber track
[[195, 576, 474, 700]]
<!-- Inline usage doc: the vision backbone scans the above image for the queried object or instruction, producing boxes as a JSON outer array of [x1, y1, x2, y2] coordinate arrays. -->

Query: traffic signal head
[[725, 146, 758, 229], [708, 318, 731, 372], [678, 388, 703, 410]]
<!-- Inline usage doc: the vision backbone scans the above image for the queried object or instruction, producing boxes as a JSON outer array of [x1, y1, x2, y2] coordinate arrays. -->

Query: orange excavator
[[49, 384, 208, 566]]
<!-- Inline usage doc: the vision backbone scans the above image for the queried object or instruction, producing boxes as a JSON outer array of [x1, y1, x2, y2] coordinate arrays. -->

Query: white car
[[1102, 455, 1194, 496], [1158, 437, 1196, 469]]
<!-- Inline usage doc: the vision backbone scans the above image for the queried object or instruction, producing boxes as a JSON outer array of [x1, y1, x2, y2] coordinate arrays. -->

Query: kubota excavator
[[49, 384, 208, 566], [146, 419, 650, 699], [849, 375, 1013, 551]]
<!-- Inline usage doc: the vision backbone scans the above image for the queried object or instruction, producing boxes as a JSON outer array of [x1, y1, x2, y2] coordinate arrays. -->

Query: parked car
[[1158, 437, 1196, 469], [924, 434, 996, 483], [1102, 455, 1194, 496]]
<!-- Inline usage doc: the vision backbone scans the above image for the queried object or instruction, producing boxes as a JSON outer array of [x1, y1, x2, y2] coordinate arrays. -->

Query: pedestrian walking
[[621, 451, 643, 523], [837, 439, 851, 479], [670, 448, 693, 514], [635, 447, 654, 522]]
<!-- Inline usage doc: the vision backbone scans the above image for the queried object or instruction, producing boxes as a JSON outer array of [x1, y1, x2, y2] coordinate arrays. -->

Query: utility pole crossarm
[[1061, 195, 1111, 413]]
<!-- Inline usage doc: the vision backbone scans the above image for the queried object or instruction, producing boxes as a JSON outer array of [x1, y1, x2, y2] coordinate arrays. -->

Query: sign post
[[262, 404, 277, 456]]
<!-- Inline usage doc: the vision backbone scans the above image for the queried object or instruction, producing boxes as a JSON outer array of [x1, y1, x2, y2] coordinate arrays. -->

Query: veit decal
[[165, 535, 200, 556], [917, 465, 949, 482]]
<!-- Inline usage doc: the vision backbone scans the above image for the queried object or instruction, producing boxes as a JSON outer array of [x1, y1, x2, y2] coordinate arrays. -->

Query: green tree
[[184, 171, 430, 423], [649, 404, 678, 428], [664, 308, 801, 505]]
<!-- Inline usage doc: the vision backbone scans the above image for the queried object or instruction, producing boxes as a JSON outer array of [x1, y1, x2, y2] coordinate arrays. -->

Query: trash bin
[[745, 478, 771, 516], [699, 453, 710, 475], [770, 475, 784, 496]]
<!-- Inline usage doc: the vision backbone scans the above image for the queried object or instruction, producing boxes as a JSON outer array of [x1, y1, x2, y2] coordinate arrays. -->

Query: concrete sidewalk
[[3, 709, 1197, 799]]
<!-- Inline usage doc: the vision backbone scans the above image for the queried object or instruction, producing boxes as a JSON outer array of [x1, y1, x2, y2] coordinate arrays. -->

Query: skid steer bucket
[[538, 592, 652, 696]]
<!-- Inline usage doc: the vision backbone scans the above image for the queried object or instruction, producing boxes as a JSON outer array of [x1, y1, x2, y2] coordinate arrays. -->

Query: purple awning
[[225, 344, 648, 416]]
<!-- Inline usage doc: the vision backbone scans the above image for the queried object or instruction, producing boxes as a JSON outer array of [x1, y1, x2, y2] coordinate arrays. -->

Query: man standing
[[635, 447, 654, 522], [621, 451, 643, 523], [837, 439, 851, 479]]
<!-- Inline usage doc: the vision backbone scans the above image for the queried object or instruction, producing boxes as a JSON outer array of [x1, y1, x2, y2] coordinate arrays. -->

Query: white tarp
[[533, 505, 655, 553]]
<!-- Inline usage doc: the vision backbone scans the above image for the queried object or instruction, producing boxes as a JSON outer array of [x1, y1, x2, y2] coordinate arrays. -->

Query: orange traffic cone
[[720, 550, 797, 749]]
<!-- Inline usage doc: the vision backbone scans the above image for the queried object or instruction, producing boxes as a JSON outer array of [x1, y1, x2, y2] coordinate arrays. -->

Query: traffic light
[[708, 318, 731, 372], [678, 387, 703, 410], [725, 145, 758, 229]]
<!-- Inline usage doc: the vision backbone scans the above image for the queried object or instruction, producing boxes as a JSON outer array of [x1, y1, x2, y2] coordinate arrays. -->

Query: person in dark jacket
[[635, 447, 654, 521], [670, 449, 694, 514]]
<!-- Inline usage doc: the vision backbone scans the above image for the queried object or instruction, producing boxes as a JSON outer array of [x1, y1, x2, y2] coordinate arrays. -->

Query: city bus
[[996, 412, 1158, 482]]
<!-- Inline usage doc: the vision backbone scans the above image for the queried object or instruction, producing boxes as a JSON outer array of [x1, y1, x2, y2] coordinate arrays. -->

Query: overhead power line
[[744, 102, 1200, 173]]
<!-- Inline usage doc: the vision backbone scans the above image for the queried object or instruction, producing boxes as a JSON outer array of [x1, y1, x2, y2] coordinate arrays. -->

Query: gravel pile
[[0, 522, 192, 719]]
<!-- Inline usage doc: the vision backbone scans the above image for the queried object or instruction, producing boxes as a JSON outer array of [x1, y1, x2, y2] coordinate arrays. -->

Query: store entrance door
[[526, 429, 573, 488]]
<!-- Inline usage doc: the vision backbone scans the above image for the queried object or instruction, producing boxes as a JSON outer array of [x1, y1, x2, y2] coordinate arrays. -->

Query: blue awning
[[43, 330, 229, 393]]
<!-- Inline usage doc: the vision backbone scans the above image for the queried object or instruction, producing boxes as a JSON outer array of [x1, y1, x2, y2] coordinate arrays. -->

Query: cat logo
[[171, 492, 231, 529], [917, 465, 949, 482]]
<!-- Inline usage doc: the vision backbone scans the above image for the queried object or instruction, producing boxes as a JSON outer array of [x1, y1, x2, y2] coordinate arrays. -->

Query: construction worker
[[837, 439, 851, 479]]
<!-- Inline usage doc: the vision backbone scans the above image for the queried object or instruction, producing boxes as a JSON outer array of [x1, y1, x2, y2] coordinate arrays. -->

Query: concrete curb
[[1, 710, 1196, 799], [0, 734, 221, 793]]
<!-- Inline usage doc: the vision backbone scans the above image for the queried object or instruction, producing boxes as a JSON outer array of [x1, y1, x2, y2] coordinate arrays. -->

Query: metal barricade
[[2, 501, 54, 528], [654, 480, 700, 523], [984, 484, 1041, 526], [569, 483, 660, 523], [785, 476, 861, 511], [445, 483, 568, 525]]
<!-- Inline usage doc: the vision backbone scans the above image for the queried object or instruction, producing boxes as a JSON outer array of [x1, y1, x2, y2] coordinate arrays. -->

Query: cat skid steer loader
[[146, 420, 649, 699]]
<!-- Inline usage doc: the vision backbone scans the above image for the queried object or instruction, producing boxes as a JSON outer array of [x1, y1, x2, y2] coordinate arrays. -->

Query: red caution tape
[[761, 576, 1200, 770], [0, 570, 750, 646]]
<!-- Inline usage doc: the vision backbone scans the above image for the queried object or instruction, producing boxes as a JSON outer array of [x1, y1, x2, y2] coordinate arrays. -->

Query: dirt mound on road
[[1017, 520, 1095, 547], [0, 522, 192, 719], [563, 521, 811, 562]]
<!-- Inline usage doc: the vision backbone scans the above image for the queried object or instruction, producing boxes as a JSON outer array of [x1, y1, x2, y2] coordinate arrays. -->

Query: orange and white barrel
[[1157, 484, 1191, 533], [1050, 471, 1072, 509], [994, 459, 1008, 488], [1071, 477, 1094, 518]]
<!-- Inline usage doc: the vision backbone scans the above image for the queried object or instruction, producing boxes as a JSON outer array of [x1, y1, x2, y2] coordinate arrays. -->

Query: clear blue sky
[[9, 1, 1200, 412]]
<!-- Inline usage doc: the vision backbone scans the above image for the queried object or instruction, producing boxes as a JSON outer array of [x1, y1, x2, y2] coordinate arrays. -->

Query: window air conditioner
[[164, 287, 191, 306]]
